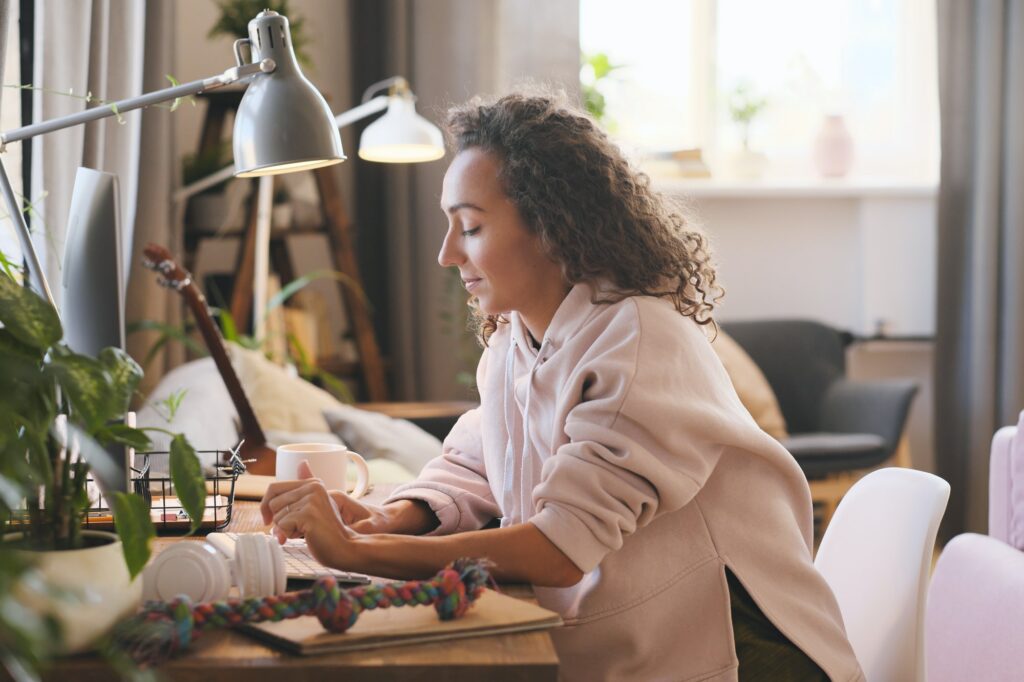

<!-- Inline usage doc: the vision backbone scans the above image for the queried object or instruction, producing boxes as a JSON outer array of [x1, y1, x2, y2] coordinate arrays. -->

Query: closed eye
[[462, 226, 481, 236]]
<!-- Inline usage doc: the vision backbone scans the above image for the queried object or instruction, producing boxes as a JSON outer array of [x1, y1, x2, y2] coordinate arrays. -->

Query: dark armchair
[[722, 320, 918, 528]]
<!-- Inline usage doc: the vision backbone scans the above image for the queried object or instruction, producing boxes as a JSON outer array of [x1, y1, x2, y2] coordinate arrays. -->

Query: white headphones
[[142, 533, 286, 602]]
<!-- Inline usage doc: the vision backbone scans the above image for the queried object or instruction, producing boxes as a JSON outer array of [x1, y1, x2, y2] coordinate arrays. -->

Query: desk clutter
[[123, 556, 561, 666]]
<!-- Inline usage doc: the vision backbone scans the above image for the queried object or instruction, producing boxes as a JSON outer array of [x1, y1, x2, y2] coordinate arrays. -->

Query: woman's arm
[[261, 477, 583, 588]]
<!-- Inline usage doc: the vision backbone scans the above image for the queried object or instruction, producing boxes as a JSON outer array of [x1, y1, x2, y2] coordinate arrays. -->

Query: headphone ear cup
[[234, 534, 264, 598], [142, 543, 231, 602], [266, 536, 287, 595]]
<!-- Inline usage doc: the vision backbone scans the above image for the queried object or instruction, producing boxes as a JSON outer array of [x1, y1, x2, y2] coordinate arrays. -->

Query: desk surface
[[50, 500, 559, 682]]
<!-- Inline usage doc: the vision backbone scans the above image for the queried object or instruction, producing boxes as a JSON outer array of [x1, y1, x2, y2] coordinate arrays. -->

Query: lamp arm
[[173, 95, 390, 204], [1, 59, 275, 307], [1, 60, 274, 148]]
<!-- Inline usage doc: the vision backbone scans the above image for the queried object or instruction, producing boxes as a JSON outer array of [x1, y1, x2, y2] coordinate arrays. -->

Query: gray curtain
[[29, 0, 179, 395], [381, 0, 580, 400], [125, 1, 182, 395], [935, 0, 1024, 535]]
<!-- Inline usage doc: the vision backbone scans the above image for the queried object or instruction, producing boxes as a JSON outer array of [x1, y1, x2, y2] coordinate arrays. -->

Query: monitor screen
[[61, 166, 124, 357], [60, 166, 130, 494]]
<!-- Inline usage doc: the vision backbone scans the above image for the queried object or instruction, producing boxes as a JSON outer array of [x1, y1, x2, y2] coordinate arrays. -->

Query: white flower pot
[[12, 530, 142, 653]]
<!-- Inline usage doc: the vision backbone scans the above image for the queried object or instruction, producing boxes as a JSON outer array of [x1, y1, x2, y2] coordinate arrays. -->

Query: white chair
[[814, 468, 950, 681]]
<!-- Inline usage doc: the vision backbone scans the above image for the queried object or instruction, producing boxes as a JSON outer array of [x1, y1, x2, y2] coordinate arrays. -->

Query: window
[[0, 2, 22, 266], [580, 0, 939, 181]]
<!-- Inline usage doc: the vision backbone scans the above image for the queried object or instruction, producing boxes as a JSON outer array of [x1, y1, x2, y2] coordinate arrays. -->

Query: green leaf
[[108, 492, 154, 579], [169, 435, 204, 535], [99, 424, 152, 452], [45, 350, 111, 431], [62, 423, 123, 498], [215, 307, 239, 342], [266, 269, 367, 313], [98, 347, 143, 415], [0, 274, 62, 351]]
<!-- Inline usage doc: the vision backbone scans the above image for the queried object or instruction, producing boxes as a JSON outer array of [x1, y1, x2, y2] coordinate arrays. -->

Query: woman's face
[[438, 148, 567, 335]]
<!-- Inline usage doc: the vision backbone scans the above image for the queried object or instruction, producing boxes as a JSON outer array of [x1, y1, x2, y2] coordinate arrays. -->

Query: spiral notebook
[[242, 588, 562, 655]]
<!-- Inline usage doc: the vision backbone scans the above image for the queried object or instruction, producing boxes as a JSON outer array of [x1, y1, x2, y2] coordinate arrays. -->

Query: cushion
[[711, 330, 789, 439], [322, 405, 443, 475], [782, 432, 888, 479], [228, 343, 341, 433]]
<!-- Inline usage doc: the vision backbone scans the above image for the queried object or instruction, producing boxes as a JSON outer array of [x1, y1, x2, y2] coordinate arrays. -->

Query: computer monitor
[[60, 166, 130, 494], [61, 167, 124, 357]]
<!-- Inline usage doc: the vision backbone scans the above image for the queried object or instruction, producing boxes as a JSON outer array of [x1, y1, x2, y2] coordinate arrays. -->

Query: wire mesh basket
[[83, 447, 245, 535]]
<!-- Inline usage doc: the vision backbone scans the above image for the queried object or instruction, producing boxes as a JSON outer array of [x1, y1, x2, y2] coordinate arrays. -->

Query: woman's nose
[[437, 229, 464, 268]]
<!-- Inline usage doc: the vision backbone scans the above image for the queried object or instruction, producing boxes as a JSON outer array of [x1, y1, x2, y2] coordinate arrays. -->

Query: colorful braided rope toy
[[112, 558, 491, 666]]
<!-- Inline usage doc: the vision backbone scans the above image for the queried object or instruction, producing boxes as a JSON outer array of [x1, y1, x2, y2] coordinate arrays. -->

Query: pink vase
[[813, 114, 854, 178]]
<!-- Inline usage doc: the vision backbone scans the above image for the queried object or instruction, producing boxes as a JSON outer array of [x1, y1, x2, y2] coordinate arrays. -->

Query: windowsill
[[653, 176, 939, 199]]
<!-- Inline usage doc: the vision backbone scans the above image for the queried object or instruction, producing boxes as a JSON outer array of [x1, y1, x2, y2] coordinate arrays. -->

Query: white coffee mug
[[275, 443, 370, 498]]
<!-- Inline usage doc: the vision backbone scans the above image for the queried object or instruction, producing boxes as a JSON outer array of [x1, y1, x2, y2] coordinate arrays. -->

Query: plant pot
[[728, 149, 768, 180], [10, 530, 142, 653]]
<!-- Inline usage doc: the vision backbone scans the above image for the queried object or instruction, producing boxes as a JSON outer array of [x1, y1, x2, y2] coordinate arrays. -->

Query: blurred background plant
[[580, 51, 621, 131], [129, 269, 361, 404], [209, 0, 311, 68], [728, 82, 768, 152]]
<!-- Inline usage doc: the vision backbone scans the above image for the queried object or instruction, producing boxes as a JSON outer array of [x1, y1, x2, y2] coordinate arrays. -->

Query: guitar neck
[[181, 286, 267, 448]]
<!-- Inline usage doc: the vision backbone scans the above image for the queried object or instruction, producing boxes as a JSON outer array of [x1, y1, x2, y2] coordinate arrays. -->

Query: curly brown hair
[[445, 91, 723, 344]]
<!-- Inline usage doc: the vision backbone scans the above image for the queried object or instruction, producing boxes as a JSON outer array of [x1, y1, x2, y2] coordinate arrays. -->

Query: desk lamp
[[1, 8, 340, 310], [174, 75, 445, 338]]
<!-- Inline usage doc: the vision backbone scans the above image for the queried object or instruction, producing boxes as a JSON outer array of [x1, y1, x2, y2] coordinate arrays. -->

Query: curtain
[[935, 0, 1024, 535], [29, 0, 179, 394], [354, 0, 580, 400]]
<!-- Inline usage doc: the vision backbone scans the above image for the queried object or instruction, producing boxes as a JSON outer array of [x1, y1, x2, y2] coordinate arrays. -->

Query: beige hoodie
[[388, 283, 864, 682]]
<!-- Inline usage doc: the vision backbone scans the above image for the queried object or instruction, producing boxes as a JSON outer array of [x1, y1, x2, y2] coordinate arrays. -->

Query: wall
[[662, 180, 938, 338]]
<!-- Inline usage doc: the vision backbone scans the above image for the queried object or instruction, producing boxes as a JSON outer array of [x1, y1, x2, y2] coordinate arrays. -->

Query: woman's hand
[[260, 469, 355, 567]]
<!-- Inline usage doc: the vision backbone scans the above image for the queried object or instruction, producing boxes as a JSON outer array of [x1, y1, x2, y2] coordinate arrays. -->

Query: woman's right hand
[[326, 488, 394, 534], [297, 460, 439, 535]]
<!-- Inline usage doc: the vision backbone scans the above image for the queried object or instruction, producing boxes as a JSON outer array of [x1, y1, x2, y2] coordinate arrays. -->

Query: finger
[[272, 503, 308, 542], [267, 481, 323, 520], [260, 478, 314, 524], [298, 460, 315, 480]]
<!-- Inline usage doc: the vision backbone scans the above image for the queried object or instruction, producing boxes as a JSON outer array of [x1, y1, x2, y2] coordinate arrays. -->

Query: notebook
[[242, 588, 562, 655]]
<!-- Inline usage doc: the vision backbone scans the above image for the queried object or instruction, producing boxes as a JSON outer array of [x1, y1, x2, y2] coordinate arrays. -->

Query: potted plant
[[727, 82, 769, 179], [0, 269, 206, 671]]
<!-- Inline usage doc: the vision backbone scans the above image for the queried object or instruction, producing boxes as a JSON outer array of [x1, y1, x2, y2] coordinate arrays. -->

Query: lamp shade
[[358, 94, 445, 163], [233, 11, 344, 177]]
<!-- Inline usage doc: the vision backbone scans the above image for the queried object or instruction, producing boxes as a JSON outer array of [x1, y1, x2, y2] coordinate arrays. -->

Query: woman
[[262, 92, 863, 681]]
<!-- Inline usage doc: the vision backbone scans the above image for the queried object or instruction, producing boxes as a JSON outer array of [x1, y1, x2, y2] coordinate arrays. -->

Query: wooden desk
[[50, 501, 559, 681]]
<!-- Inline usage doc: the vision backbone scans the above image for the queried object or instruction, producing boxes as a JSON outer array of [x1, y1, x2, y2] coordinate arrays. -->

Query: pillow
[[228, 343, 342, 433], [322, 404, 443, 475], [711, 331, 789, 440]]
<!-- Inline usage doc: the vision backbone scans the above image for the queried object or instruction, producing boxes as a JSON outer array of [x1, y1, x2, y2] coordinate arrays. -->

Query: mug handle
[[346, 451, 370, 498]]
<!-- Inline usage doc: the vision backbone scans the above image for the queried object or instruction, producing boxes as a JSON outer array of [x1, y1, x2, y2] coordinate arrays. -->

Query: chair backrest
[[814, 468, 950, 681], [722, 319, 850, 433], [924, 532, 1024, 682], [989, 411, 1024, 549]]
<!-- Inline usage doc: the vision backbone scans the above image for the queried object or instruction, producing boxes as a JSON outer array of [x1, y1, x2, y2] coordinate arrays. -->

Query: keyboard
[[220, 532, 370, 585]]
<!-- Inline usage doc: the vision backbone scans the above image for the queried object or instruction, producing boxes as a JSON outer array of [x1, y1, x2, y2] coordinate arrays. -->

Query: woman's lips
[[462, 277, 482, 292]]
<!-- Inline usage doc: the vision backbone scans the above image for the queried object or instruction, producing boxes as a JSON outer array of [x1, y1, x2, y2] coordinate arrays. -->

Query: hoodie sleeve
[[529, 301, 758, 573], [384, 352, 500, 534]]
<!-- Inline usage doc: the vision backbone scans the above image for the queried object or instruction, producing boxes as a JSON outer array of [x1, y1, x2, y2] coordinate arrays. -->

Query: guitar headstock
[[142, 243, 192, 292]]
